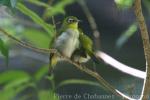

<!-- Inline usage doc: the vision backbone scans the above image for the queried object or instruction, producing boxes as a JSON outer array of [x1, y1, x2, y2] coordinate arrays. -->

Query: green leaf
[[115, 0, 135, 9], [10, 0, 17, 8], [0, 70, 30, 84], [57, 79, 101, 89], [23, 28, 50, 48], [0, 38, 9, 65], [14, 82, 36, 94], [27, 0, 51, 8], [45, 74, 54, 81], [0, 0, 18, 8], [0, 81, 35, 100], [0, 70, 32, 100], [4, 78, 30, 89], [44, 0, 75, 18], [38, 90, 59, 100], [0, 88, 16, 100], [0, 0, 11, 7], [16, 3, 54, 36], [116, 23, 137, 49], [34, 65, 48, 81]]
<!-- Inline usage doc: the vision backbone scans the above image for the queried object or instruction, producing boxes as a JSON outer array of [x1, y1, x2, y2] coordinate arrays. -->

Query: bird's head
[[63, 16, 81, 29]]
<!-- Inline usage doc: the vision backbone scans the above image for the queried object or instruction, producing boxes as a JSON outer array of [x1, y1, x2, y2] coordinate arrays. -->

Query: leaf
[[0, 70, 30, 84], [34, 65, 48, 81], [0, 81, 35, 100], [10, 0, 17, 8], [27, 0, 50, 8], [0, 88, 16, 100], [0, 70, 32, 100], [0, 38, 9, 65], [0, 0, 11, 7], [45, 74, 54, 81], [16, 3, 54, 37], [14, 82, 36, 94], [116, 23, 137, 49], [115, 0, 135, 9], [57, 79, 101, 89], [38, 90, 59, 100], [0, 0, 18, 8], [23, 28, 50, 48], [4, 78, 30, 89], [44, 0, 75, 18]]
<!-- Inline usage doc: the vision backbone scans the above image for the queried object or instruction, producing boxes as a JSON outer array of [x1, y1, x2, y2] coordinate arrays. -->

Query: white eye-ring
[[67, 18, 75, 23]]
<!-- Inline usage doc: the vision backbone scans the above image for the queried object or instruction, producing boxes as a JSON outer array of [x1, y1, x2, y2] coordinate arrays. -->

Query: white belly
[[54, 29, 79, 58]]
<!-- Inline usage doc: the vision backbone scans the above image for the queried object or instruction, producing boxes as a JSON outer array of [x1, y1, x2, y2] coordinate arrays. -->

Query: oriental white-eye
[[49, 16, 99, 74]]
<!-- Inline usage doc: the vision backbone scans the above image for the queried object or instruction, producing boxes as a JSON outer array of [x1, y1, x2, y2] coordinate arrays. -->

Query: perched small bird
[[49, 16, 99, 74], [49, 16, 80, 71]]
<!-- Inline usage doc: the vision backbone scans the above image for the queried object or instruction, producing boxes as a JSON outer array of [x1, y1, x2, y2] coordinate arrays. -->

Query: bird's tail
[[91, 54, 100, 64], [49, 53, 57, 76], [89, 51, 100, 64]]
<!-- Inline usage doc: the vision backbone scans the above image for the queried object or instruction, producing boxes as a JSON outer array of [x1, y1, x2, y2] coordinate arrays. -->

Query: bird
[[49, 16, 81, 74], [49, 16, 99, 74]]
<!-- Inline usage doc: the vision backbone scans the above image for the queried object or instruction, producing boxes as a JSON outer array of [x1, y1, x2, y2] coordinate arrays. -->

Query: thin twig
[[42, 0, 54, 20], [133, 0, 150, 100], [0, 28, 56, 54], [78, 0, 101, 49], [51, 16, 57, 39]]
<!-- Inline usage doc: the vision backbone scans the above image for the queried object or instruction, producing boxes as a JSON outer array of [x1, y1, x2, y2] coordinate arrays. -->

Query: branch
[[63, 56, 133, 100], [0, 28, 133, 99], [133, 0, 150, 100], [78, 0, 101, 49], [0, 28, 56, 54], [42, 0, 54, 20]]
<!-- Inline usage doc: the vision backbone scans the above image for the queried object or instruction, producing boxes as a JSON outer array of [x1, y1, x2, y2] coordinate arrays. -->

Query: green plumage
[[49, 16, 99, 75], [79, 30, 93, 54], [73, 29, 99, 63]]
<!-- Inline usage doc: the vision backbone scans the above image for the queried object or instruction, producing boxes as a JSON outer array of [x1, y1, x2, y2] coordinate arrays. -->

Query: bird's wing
[[79, 30, 99, 63], [79, 31, 93, 53]]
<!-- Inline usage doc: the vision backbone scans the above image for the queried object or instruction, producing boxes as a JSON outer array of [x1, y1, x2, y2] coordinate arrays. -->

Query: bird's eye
[[67, 18, 75, 23]]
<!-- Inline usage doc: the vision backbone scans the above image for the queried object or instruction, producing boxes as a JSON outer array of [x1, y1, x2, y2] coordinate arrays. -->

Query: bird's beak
[[77, 19, 82, 23]]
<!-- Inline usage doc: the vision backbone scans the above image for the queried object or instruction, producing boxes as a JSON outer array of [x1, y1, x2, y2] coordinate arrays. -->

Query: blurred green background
[[0, 0, 149, 100]]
